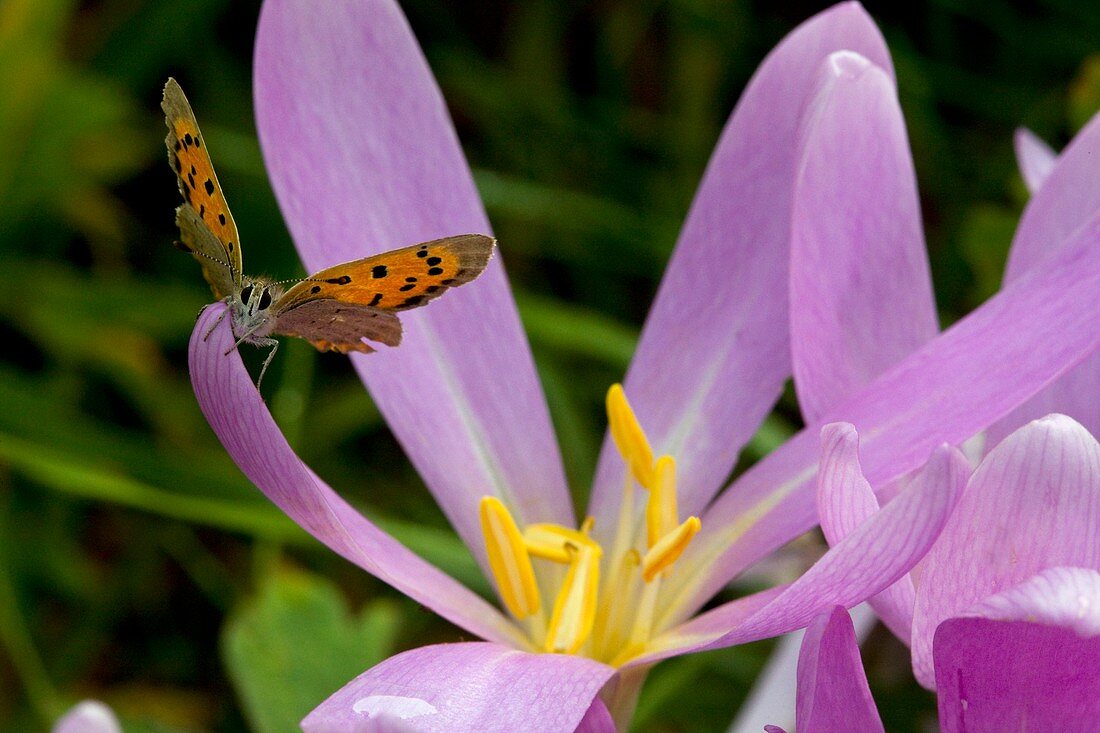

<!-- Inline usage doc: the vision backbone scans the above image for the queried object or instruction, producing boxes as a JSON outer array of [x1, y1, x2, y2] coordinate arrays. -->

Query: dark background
[[1, 0, 1097, 730]]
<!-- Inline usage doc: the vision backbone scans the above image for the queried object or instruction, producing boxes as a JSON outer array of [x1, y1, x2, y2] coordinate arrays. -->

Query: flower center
[[478, 384, 701, 665]]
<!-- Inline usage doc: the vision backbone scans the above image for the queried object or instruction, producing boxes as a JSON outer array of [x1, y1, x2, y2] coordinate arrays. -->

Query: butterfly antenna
[[269, 275, 324, 287], [176, 239, 235, 273]]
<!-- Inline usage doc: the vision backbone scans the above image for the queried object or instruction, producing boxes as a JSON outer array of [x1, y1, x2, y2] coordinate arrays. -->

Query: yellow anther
[[524, 523, 598, 564], [579, 515, 595, 536], [479, 496, 540, 619], [545, 544, 602, 654], [646, 455, 678, 548], [641, 516, 701, 582], [607, 384, 655, 488]]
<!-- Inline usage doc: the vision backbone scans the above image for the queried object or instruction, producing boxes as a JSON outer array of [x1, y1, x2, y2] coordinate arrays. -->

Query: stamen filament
[[545, 544, 602, 654], [646, 455, 678, 548], [642, 516, 701, 583], [479, 496, 540, 619]]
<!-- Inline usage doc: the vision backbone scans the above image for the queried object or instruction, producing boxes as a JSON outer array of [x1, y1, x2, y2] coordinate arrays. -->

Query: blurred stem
[[158, 524, 236, 611], [0, 489, 63, 725], [605, 663, 650, 732]]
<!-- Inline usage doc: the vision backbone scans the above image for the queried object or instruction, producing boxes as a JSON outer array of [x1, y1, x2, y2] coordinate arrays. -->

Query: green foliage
[[222, 566, 402, 733]]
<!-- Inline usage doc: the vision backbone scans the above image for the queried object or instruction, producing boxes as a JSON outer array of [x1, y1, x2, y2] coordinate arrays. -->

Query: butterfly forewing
[[163, 78, 243, 287], [175, 204, 237, 300], [278, 234, 495, 313]]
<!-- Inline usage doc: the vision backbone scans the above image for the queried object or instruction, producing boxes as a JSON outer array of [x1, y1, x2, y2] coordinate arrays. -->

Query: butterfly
[[162, 78, 495, 385]]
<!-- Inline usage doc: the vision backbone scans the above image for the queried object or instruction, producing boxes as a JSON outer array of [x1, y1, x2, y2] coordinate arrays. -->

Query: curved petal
[[934, 618, 1100, 732], [911, 415, 1100, 687], [729, 603, 876, 733], [575, 698, 616, 733], [52, 701, 122, 733], [817, 425, 967, 643], [1014, 127, 1057, 195], [965, 566, 1100, 635], [989, 119, 1100, 448], [300, 642, 615, 733], [790, 52, 936, 424], [1007, 112, 1100, 278], [660, 209, 1100, 625], [795, 607, 883, 733], [254, 0, 572, 562], [587, 1, 893, 531], [190, 305, 520, 646], [639, 454, 961, 666]]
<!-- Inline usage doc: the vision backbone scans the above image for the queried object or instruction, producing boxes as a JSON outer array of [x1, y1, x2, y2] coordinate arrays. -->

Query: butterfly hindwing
[[163, 78, 243, 285], [272, 299, 403, 354], [175, 204, 237, 300], [278, 234, 495, 313]]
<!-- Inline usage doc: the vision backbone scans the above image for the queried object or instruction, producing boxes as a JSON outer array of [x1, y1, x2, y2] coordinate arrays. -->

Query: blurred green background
[[1, 0, 1097, 731]]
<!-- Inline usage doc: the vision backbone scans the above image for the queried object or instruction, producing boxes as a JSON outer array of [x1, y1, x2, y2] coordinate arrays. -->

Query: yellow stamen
[[545, 544, 602, 654], [646, 455, 678, 548], [642, 516, 701, 582], [606, 384, 655, 489], [524, 523, 598, 563], [479, 496, 540, 619]]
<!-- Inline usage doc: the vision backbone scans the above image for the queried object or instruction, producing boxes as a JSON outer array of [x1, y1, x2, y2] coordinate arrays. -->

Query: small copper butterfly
[[162, 78, 495, 384]]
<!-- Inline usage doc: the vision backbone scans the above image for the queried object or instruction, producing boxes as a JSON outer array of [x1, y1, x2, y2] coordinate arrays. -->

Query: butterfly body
[[163, 78, 494, 384]]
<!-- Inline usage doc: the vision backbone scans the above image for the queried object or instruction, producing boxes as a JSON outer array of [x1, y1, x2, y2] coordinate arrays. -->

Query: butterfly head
[[230, 277, 285, 342]]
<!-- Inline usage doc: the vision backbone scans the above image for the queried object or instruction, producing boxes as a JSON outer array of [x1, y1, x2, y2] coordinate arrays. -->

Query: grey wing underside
[[273, 299, 403, 354], [175, 203, 238, 300]]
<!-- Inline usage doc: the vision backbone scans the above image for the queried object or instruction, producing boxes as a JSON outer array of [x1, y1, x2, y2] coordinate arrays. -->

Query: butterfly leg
[[255, 339, 279, 390], [202, 303, 230, 341]]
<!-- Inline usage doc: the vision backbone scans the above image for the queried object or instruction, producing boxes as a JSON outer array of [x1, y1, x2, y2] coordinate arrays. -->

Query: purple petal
[[934, 618, 1100, 732], [817, 425, 968, 643], [989, 119, 1100, 448], [790, 52, 936, 424], [1013, 127, 1058, 195], [965, 567, 1100, 635], [575, 698, 616, 733], [1007, 112, 1100, 279], [911, 415, 1100, 686], [190, 306, 520, 645], [661, 209, 1100, 624], [254, 0, 573, 560], [587, 2, 893, 530], [795, 607, 883, 733], [301, 642, 615, 733], [639, 454, 961, 665], [52, 701, 121, 733]]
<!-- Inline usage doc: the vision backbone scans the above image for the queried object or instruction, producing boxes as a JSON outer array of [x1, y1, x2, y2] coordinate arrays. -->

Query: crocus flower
[[818, 414, 1100, 706], [769, 570, 1100, 732], [52, 701, 122, 733], [767, 417, 1100, 732], [188, 1, 1100, 729]]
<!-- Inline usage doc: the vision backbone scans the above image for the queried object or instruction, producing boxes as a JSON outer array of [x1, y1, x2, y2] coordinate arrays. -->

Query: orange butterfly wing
[[162, 78, 243, 286], [272, 234, 495, 353]]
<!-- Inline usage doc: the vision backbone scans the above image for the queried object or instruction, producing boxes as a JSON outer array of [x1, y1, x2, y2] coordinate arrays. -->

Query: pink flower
[[188, 1, 1100, 729]]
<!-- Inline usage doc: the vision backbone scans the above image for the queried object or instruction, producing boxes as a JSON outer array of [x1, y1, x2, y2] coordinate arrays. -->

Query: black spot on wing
[[368, 293, 383, 306], [399, 284, 416, 292], [325, 275, 352, 285], [426, 256, 442, 266], [427, 267, 444, 276], [372, 265, 388, 279], [402, 295, 426, 307], [311, 285, 321, 294], [204, 179, 215, 196]]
